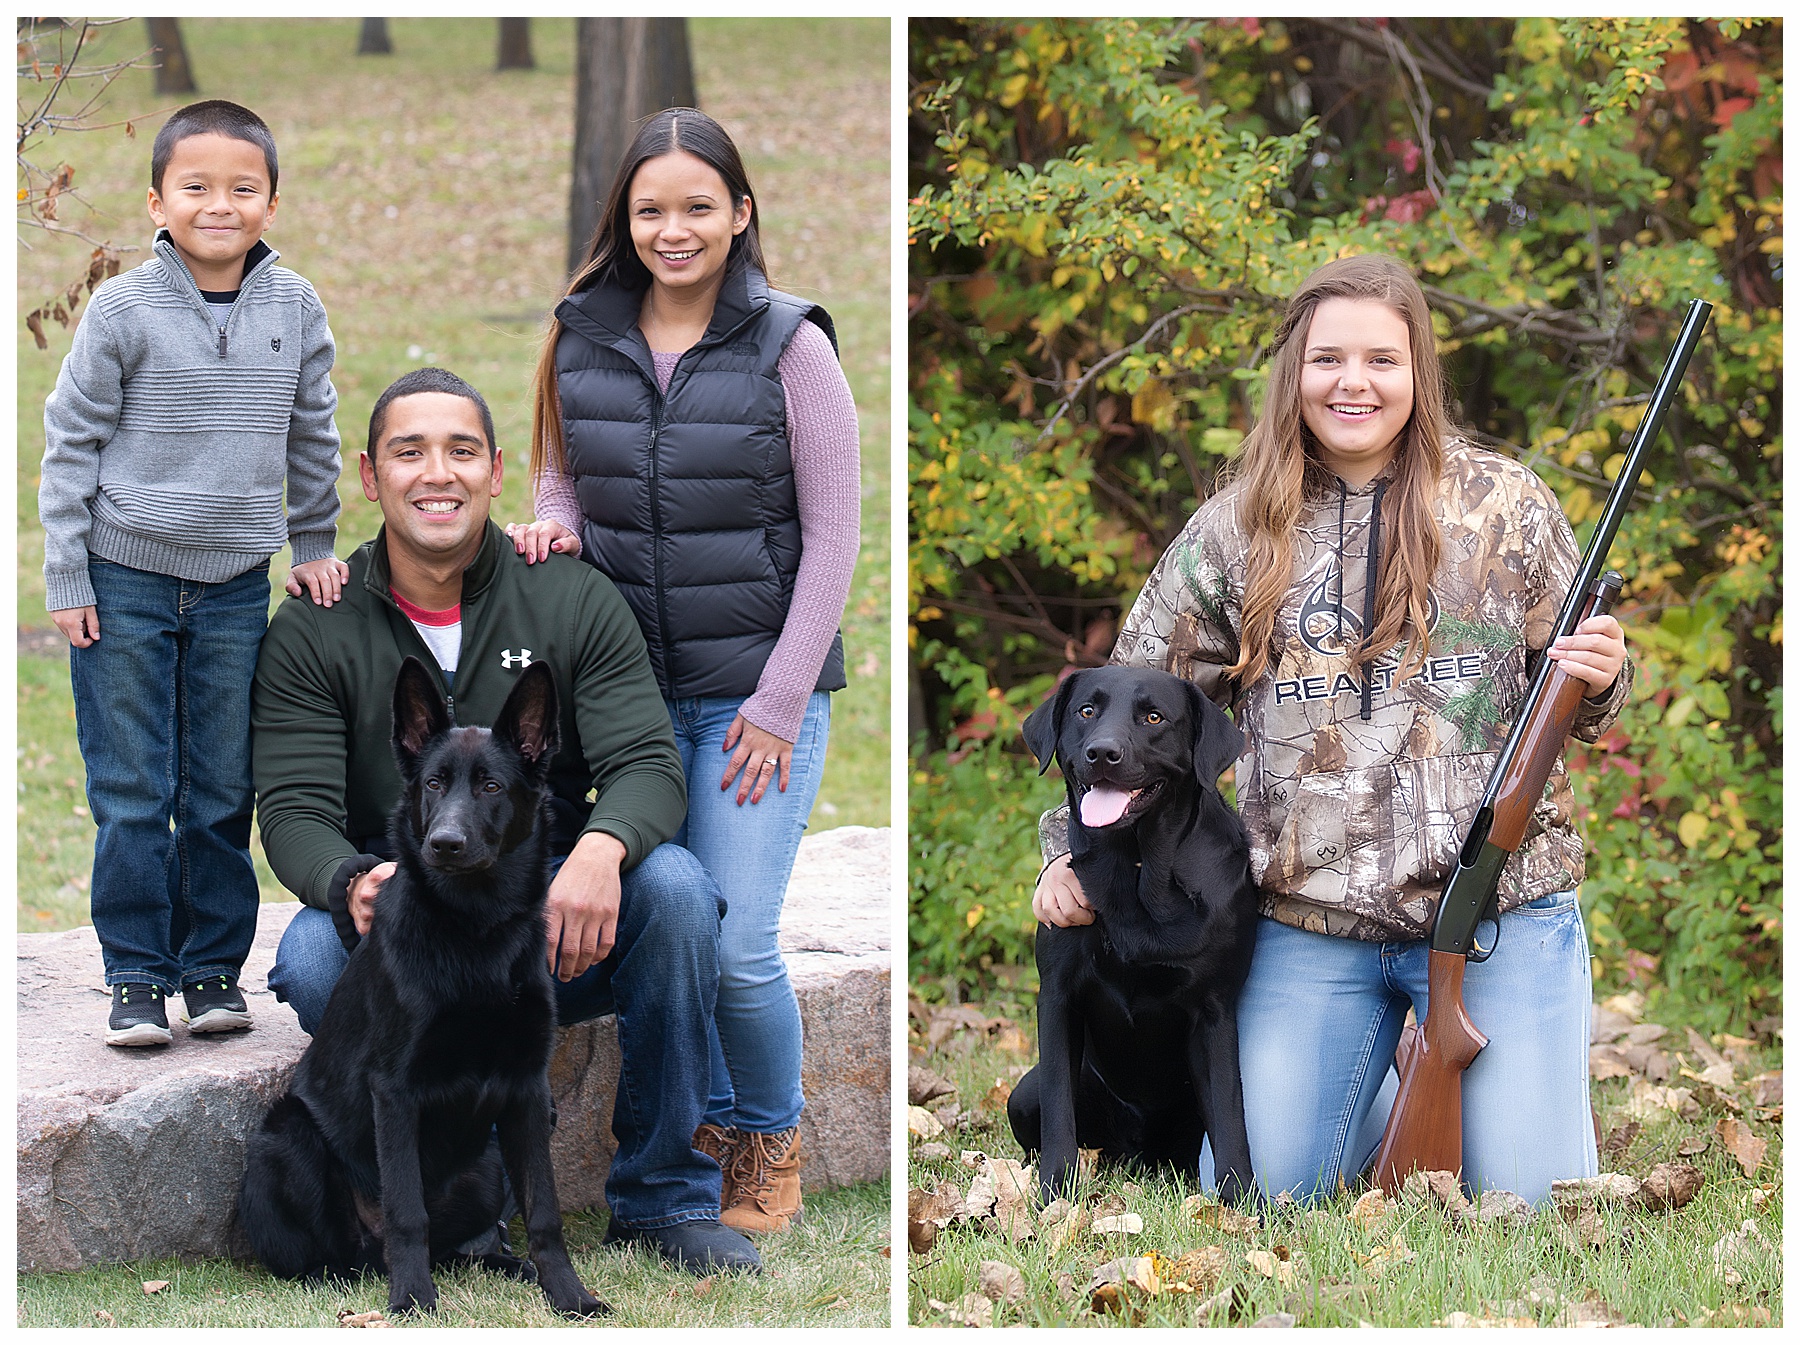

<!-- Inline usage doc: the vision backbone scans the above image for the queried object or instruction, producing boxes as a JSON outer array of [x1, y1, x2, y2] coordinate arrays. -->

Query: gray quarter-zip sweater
[[39, 229, 342, 612]]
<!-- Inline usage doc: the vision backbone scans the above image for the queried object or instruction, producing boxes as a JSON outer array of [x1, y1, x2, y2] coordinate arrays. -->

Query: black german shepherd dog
[[237, 658, 602, 1317], [1010, 665, 1260, 1206]]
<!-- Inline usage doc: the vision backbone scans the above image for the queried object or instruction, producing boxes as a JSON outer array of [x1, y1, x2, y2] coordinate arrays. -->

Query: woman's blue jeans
[[268, 843, 727, 1229], [1199, 890, 1598, 1205], [667, 692, 830, 1135], [71, 558, 268, 993]]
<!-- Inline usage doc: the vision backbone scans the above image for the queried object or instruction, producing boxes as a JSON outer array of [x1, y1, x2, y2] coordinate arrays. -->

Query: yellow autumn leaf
[[1677, 812, 1709, 848]]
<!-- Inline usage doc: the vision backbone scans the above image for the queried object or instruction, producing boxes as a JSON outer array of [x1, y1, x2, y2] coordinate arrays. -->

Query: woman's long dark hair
[[530, 107, 767, 485]]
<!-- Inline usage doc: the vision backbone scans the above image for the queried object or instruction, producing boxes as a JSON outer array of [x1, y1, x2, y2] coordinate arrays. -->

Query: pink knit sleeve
[[533, 461, 584, 538], [737, 318, 861, 742]]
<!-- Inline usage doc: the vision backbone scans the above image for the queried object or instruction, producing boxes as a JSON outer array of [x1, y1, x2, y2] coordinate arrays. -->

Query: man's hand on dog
[[1033, 853, 1096, 928], [349, 862, 396, 937], [544, 831, 627, 980]]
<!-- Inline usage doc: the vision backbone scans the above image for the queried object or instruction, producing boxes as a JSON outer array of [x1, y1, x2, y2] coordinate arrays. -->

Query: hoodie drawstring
[[1359, 479, 1387, 721]]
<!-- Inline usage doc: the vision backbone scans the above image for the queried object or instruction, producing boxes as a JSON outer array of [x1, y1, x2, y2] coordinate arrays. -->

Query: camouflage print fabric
[[1045, 439, 1631, 943]]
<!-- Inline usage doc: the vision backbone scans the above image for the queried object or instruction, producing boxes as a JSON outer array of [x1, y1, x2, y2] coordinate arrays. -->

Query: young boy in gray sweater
[[39, 100, 349, 1047]]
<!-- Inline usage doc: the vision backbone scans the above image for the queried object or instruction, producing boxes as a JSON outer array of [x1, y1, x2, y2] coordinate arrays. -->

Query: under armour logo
[[501, 649, 533, 669], [271, 337, 281, 352]]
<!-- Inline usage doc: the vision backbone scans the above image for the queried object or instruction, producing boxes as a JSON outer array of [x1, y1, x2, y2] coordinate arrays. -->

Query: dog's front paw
[[548, 1281, 609, 1318], [387, 1278, 439, 1315]]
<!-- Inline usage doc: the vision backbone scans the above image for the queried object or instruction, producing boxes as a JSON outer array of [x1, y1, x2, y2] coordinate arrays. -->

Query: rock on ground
[[17, 825, 891, 1273]]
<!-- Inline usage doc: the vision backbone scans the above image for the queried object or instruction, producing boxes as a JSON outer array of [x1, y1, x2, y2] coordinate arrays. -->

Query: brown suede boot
[[721, 1126, 804, 1234], [694, 1123, 743, 1210]]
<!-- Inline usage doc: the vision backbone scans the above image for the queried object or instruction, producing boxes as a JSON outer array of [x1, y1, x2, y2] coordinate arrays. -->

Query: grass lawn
[[16, 17, 893, 1328], [17, 14, 891, 932], [907, 989, 1782, 1327], [18, 1179, 891, 1328]]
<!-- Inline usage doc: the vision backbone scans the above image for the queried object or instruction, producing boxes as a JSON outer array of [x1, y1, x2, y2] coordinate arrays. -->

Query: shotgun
[[1371, 299, 1712, 1194]]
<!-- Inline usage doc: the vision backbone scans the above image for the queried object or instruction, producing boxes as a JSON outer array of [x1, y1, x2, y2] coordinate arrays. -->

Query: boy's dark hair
[[151, 100, 280, 195], [368, 368, 497, 458]]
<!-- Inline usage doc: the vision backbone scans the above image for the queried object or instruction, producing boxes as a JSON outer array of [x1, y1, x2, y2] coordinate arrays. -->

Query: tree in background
[[908, 18, 1780, 1030], [566, 17, 695, 277], [357, 18, 392, 57], [145, 18, 195, 93], [497, 18, 534, 72]]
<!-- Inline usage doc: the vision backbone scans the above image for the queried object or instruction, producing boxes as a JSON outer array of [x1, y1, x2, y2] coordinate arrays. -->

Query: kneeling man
[[252, 367, 756, 1272]]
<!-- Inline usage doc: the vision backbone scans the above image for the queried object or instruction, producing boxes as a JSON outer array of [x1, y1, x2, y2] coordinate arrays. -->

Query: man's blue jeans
[[71, 558, 268, 993], [667, 692, 831, 1135], [1199, 891, 1598, 1205], [268, 842, 727, 1229]]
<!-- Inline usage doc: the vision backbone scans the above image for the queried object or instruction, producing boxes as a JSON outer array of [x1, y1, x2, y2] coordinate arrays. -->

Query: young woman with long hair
[[510, 107, 859, 1243], [1035, 254, 1628, 1203]]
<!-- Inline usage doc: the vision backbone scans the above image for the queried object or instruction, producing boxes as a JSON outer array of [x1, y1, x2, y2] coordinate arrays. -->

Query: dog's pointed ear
[[493, 661, 560, 767], [1187, 678, 1245, 785], [392, 657, 451, 776], [1022, 673, 1077, 775]]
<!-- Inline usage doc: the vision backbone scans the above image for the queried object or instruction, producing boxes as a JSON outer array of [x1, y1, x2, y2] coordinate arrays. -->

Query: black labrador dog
[[1010, 664, 1259, 1205], [237, 658, 602, 1317]]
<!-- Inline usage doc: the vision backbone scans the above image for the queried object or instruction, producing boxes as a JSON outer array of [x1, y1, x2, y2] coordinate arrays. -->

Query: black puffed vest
[[552, 265, 848, 700]]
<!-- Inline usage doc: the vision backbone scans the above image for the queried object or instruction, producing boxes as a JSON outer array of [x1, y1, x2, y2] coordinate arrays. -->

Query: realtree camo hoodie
[[1045, 438, 1632, 942]]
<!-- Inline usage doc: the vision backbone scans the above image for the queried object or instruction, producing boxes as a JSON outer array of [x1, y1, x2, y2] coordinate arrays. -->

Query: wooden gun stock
[[1373, 950, 1489, 1189]]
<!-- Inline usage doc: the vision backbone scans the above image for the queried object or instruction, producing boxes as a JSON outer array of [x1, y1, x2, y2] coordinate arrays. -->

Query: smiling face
[[360, 392, 503, 571], [147, 132, 277, 290], [627, 150, 751, 300], [1298, 297, 1417, 488]]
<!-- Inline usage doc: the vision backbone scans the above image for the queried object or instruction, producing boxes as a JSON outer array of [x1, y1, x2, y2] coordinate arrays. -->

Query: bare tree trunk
[[566, 17, 696, 278], [357, 18, 392, 56], [145, 18, 196, 94], [497, 17, 534, 71]]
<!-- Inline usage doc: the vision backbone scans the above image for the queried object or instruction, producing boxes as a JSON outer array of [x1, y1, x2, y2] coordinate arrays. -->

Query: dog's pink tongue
[[1080, 786, 1134, 828]]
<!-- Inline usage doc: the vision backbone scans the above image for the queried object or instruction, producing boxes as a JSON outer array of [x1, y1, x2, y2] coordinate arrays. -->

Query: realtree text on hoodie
[[1043, 439, 1633, 943], [39, 230, 342, 612]]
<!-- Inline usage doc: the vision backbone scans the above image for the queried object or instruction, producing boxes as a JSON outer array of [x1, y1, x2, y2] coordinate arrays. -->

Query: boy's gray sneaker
[[107, 983, 172, 1047], [182, 974, 254, 1033]]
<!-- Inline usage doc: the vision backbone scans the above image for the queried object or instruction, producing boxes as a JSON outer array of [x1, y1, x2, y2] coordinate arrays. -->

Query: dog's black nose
[[1084, 738, 1124, 766], [428, 828, 467, 862]]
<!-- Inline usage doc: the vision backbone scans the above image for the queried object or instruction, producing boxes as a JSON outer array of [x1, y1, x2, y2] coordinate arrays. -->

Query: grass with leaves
[[906, 988, 1781, 1327]]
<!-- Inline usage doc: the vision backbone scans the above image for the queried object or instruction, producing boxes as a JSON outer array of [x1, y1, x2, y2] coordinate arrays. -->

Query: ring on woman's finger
[[762, 756, 779, 769]]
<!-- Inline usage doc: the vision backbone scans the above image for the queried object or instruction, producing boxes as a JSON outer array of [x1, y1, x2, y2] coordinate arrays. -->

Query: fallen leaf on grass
[[1169, 1245, 1228, 1294], [1710, 1219, 1774, 1286], [1746, 1071, 1781, 1107], [1435, 1311, 1539, 1327], [909, 1065, 957, 1106], [916, 1141, 952, 1162], [1347, 1232, 1414, 1280], [1285, 1281, 1372, 1318], [1036, 1197, 1089, 1253], [1637, 1161, 1704, 1211], [1715, 1032, 1758, 1069], [1697, 1302, 1773, 1326], [94, 1311, 115, 1326], [1599, 1121, 1639, 1162], [1675, 1134, 1709, 1157], [141, 1281, 169, 1295], [1196, 1283, 1246, 1322], [1623, 1079, 1698, 1121], [1556, 1201, 1608, 1250], [983, 1078, 1013, 1110], [1588, 1044, 1633, 1080], [1684, 1026, 1735, 1087], [930, 1293, 993, 1327], [1092, 1213, 1143, 1236], [336, 1308, 390, 1328], [1474, 1189, 1531, 1228], [907, 1106, 944, 1140], [963, 1154, 1036, 1241], [1090, 1254, 1161, 1298], [693, 1277, 714, 1298], [1599, 990, 1644, 1021], [1181, 1194, 1260, 1236], [1714, 1116, 1767, 1177], [1551, 1173, 1640, 1204], [1246, 1248, 1296, 1287], [993, 1025, 1032, 1054], [1347, 1189, 1391, 1229], [924, 1005, 1000, 1050], [977, 1259, 1026, 1304], [1402, 1168, 1472, 1220], [1549, 1292, 1630, 1327], [1251, 1310, 1297, 1327]]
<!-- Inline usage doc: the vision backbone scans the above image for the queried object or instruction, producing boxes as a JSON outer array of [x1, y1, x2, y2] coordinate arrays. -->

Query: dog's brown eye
[[1077, 703, 1096, 718], [483, 780, 502, 793], [1146, 711, 1163, 724], [424, 778, 442, 792]]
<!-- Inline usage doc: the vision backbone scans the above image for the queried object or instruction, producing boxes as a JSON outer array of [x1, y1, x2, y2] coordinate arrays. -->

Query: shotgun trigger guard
[[1466, 922, 1499, 963]]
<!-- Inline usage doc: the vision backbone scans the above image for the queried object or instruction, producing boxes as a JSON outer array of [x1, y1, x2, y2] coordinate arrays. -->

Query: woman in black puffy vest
[[512, 108, 860, 1236]]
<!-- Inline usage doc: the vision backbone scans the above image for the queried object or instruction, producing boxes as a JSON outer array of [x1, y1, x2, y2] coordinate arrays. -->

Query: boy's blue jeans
[[268, 842, 728, 1230], [71, 558, 268, 994], [667, 692, 831, 1136], [1199, 890, 1598, 1205]]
